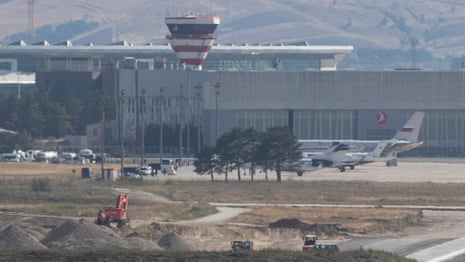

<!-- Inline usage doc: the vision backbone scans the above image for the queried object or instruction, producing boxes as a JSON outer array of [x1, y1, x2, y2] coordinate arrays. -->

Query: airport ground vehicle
[[36, 151, 58, 162], [161, 159, 176, 175], [231, 240, 254, 251], [302, 234, 338, 251], [95, 194, 129, 228]]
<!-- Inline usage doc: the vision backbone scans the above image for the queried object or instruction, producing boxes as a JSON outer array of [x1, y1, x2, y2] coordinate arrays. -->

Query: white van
[[1, 153, 20, 162], [161, 159, 176, 175], [36, 151, 58, 163]]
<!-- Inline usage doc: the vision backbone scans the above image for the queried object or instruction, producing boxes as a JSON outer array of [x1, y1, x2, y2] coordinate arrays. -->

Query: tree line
[[0, 81, 112, 152], [193, 126, 301, 182]]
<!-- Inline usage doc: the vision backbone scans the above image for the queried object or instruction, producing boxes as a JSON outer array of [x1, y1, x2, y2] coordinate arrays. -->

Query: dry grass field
[[1, 161, 448, 260], [0, 161, 440, 234]]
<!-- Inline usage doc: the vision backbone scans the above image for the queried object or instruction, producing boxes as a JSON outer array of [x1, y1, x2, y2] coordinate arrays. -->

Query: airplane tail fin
[[393, 112, 425, 142]]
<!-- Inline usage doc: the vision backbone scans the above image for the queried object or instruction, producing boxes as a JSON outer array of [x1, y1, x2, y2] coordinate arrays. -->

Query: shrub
[[31, 178, 52, 192]]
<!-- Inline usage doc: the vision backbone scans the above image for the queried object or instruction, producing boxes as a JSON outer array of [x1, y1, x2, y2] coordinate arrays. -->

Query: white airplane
[[291, 142, 365, 175], [293, 112, 425, 175]]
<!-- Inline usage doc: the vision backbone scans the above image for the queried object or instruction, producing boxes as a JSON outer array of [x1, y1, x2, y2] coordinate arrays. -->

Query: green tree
[[20, 98, 45, 137], [241, 128, 263, 182], [43, 102, 73, 138], [216, 127, 250, 181], [258, 126, 301, 182], [193, 146, 218, 181]]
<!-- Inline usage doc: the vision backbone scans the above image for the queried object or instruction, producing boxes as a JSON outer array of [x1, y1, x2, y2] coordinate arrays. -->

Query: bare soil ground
[[0, 160, 462, 261]]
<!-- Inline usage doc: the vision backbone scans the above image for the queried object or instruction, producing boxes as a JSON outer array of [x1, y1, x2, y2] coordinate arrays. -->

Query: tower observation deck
[[165, 15, 220, 70]]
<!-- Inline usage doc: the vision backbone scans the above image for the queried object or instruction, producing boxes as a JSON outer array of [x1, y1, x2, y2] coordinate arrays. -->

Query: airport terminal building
[[0, 39, 465, 157]]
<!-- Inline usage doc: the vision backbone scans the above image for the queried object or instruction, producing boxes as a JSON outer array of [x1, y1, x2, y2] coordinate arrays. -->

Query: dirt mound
[[269, 218, 313, 230], [41, 219, 161, 250], [126, 237, 163, 251], [269, 218, 341, 236], [0, 225, 46, 250], [158, 232, 193, 250], [125, 222, 165, 240]]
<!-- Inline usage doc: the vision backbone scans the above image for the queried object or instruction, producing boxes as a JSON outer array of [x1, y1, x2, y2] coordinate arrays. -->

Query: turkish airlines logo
[[376, 112, 388, 126]]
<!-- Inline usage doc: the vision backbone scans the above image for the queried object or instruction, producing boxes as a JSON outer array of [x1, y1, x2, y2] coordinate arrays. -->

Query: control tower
[[165, 14, 220, 70]]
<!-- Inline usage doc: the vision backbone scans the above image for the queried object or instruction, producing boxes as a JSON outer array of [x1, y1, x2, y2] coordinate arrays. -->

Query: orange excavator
[[95, 194, 129, 228]]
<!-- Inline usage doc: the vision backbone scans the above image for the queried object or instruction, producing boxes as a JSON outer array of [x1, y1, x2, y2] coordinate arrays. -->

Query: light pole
[[159, 86, 164, 165], [195, 83, 203, 153], [120, 89, 125, 175], [140, 88, 145, 167], [100, 89, 105, 178], [179, 83, 184, 165], [214, 82, 221, 142]]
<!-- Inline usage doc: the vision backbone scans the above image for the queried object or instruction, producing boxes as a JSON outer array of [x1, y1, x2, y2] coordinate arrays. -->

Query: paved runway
[[144, 160, 465, 183]]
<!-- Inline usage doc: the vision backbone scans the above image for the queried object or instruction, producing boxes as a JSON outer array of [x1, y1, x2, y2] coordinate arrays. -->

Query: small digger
[[95, 194, 129, 228]]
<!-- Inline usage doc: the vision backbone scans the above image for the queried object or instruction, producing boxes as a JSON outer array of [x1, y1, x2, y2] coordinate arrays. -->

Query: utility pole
[[195, 83, 203, 153]]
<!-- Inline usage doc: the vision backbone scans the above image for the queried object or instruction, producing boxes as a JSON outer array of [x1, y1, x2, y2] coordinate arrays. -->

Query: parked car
[[136, 166, 153, 176], [78, 148, 96, 161], [122, 166, 139, 177]]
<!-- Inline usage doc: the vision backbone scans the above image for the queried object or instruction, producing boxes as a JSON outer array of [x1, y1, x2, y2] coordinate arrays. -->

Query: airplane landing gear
[[386, 159, 398, 167]]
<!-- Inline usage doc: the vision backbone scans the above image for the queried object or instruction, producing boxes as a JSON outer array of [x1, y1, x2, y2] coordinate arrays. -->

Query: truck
[[302, 234, 339, 252], [231, 240, 254, 251]]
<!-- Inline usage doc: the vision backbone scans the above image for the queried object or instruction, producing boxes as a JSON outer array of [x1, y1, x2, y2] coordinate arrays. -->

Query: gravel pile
[[269, 218, 341, 236], [41, 219, 160, 250], [158, 233, 193, 251], [158, 232, 193, 250], [126, 237, 163, 251], [269, 218, 312, 229], [0, 225, 46, 250]]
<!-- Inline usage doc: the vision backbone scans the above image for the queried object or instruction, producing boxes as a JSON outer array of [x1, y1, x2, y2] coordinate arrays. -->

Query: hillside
[[1, 0, 464, 68]]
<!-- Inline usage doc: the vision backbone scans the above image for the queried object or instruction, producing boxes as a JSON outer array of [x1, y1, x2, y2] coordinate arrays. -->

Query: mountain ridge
[[0, 1, 463, 68]]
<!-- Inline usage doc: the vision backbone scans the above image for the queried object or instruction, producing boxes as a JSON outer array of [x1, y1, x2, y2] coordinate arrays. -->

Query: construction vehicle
[[231, 240, 254, 251], [302, 234, 318, 250], [302, 234, 339, 252], [95, 194, 129, 228]]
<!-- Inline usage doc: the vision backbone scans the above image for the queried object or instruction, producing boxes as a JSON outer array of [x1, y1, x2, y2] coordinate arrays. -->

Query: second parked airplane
[[292, 112, 425, 175]]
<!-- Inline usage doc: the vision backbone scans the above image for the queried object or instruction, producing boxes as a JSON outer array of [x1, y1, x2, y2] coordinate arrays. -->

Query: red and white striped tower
[[165, 15, 220, 70]]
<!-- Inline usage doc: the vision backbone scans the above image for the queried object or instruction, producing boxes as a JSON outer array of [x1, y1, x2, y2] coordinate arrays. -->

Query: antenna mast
[[409, 36, 418, 69], [27, 0, 35, 43]]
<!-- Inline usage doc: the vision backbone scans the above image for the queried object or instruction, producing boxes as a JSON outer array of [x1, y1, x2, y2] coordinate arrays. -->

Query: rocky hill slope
[[0, 0, 464, 66]]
